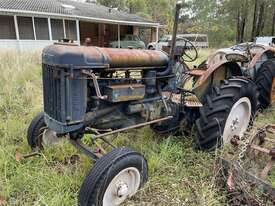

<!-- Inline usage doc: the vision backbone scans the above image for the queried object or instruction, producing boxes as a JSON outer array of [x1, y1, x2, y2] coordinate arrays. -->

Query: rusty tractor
[[25, 2, 275, 206]]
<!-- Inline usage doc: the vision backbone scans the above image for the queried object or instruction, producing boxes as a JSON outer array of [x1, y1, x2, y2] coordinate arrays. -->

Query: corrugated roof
[[0, 0, 157, 26]]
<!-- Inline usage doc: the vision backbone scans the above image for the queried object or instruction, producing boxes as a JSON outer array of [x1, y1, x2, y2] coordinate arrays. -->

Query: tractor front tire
[[195, 78, 258, 151], [255, 59, 275, 108], [27, 112, 46, 150], [78, 147, 148, 206]]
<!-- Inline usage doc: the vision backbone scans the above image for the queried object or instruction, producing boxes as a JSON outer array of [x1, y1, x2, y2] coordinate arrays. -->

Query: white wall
[[0, 40, 80, 50], [0, 40, 53, 50]]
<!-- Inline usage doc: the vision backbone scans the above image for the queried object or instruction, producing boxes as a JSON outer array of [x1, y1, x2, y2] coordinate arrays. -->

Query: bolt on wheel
[[103, 167, 141, 205], [223, 97, 252, 144]]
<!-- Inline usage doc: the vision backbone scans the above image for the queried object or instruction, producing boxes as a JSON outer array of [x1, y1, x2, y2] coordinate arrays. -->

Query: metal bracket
[[69, 138, 99, 162], [82, 70, 107, 100], [92, 116, 173, 140]]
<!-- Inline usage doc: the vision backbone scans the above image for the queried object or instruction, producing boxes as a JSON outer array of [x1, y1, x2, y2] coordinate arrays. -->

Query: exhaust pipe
[[157, 1, 182, 76]]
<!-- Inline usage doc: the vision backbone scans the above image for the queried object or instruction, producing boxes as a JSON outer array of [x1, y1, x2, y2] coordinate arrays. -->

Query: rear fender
[[192, 62, 242, 101], [248, 47, 275, 79]]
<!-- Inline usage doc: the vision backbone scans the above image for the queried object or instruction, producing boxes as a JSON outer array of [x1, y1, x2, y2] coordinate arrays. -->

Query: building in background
[[0, 0, 159, 50]]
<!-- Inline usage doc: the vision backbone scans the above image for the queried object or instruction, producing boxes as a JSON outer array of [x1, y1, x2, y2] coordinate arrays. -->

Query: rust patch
[[184, 94, 203, 107], [193, 60, 228, 88], [248, 46, 275, 69], [15, 151, 40, 161], [270, 78, 275, 104], [162, 92, 181, 104], [186, 69, 205, 76], [0, 196, 6, 206]]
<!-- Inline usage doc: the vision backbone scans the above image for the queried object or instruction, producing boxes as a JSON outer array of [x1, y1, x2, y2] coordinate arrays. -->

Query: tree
[[236, 0, 249, 43], [255, 0, 266, 36], [95, 0, 275, 47], [272, 9, 275, 35], [251, 0, 259, 41], [96, 0, 126, 10], [125, 0, 147, 14]]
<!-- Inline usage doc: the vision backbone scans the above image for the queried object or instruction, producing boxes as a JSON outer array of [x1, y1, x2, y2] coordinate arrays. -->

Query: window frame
[[17, 16, 35, 40], [0, 15, 17, 40], [34, 17, 50, 40], [50, 18, 65, 40]]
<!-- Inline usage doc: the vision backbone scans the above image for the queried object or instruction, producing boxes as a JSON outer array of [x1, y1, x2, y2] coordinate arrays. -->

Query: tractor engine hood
[[42, 43, 169, 69]]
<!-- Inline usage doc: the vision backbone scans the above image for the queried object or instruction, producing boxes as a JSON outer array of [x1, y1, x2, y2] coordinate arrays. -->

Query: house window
[[0, 15, 16, 39], [17, 16, 34, 40], [65, 20, 77, 40], [34, 18, 49, 40], [51, 19, 64, 40]]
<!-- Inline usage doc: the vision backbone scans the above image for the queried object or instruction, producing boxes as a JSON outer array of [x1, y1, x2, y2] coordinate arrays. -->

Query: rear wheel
[[78, 147, 148, 206], [195, 78, 258, 150], [255, 59, 275, 108]]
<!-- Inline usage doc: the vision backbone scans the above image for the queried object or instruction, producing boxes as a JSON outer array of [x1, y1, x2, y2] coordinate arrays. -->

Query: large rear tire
[[255, 59, 275, 108], [78, 147, 148, 206], [195, 78, 258, 150]]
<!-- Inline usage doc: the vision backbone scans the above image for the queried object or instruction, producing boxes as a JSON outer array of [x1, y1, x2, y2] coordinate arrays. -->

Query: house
[[0, 0, 160, 50]]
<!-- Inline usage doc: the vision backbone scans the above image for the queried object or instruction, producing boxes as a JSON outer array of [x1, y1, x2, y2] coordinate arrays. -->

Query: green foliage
[[97, 0, 126, 9], [96, 0, 275, 47], [126, 0, 147, 14], [97, 0, 177, 32]]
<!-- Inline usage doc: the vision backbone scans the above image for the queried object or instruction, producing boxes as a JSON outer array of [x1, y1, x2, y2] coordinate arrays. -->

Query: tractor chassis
[[69, 115, 173, 162]]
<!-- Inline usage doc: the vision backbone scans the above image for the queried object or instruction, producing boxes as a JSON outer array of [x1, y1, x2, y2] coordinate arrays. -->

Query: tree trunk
[[272, 8, 275, 35], [251, 0, 258, 41], [243, 0, 249, 42], [240, 18, 246, 43], [260, 15, 265, 35], [236, 0, 248, 43], [256, 1, 265, 37], [236, 7, 241, 43]]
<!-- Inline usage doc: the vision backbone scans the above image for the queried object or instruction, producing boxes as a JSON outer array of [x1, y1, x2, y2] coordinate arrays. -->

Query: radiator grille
[[42, 64, 63, 122]]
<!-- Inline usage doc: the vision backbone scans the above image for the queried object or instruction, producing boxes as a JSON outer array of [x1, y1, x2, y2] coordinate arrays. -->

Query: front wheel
[[27, 112, 47, 150], [78, 147, 148, 206], [195, 78, 258, 150]]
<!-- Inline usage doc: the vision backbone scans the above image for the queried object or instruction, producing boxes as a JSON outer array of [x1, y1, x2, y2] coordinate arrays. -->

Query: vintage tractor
[[25, 2, 275, 206]]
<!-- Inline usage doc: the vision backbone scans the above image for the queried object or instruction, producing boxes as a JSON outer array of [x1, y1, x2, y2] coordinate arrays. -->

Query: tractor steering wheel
[[178, 38, 198, 62]]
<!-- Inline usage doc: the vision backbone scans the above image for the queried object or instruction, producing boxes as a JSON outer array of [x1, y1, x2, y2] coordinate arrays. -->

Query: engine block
[[42, 43, 179, 135]]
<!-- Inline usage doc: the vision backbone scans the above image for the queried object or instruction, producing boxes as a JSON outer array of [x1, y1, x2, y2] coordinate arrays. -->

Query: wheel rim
[[223, 97, 252, 144], [42, 129, 60, 146], [35, 126, 47, 150], [103, 167, 141, 206]]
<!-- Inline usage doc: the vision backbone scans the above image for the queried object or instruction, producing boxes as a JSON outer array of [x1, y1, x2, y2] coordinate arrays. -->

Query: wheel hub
[[230, 118, 240, 131], [103, 167, 141, 206], [223, 97, 252, 144], [116, 182, 129, 198], [42, 129, 59, 145]]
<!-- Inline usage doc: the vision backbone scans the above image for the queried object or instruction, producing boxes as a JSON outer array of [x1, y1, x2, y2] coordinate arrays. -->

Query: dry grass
[[0, 49, 273, 205]]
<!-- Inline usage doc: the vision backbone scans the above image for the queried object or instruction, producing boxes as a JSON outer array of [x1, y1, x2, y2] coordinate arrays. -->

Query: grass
[[0, 49, 274, 205]]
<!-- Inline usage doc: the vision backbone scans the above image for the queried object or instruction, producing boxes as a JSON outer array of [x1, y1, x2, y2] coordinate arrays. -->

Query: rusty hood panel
[[42, 43, 169, 69]]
